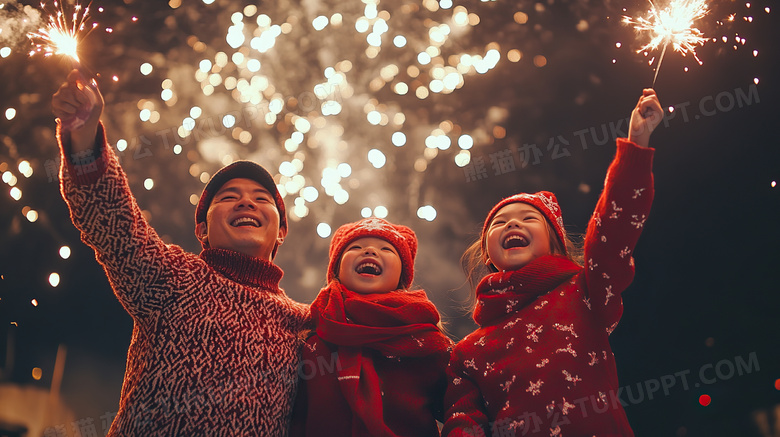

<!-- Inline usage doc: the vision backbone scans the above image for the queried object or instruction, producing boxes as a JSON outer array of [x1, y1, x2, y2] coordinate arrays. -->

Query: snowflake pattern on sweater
[[58, 124, 310, 437], [442, 139, 654, 437]]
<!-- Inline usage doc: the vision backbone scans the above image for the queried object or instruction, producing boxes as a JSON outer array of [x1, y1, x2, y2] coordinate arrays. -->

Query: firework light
[[27, 1, 99, 129], [624, 0, 710, 85], [27, 1, 92, 63], [0, 3, 777, 435]]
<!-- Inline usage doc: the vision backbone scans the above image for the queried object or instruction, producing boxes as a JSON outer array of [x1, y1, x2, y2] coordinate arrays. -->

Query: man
[[52, 70, 309, 436]]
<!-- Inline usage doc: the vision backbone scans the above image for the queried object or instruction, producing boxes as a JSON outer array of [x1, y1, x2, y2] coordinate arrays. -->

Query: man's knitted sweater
[[58, 124, 310, 436], [442, 139, 654, 437]]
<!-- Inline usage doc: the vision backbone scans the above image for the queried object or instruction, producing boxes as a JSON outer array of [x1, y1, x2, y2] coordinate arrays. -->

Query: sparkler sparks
[[27, 1, 92, 63], [25, 1, 99, 130], [624, 0, 710, 85]]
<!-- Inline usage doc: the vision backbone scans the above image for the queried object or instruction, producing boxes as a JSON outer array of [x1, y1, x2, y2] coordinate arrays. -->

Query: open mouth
[[503, 234, 529, 249], [355, 262, 382, 276], [231, 217, 260, 227]]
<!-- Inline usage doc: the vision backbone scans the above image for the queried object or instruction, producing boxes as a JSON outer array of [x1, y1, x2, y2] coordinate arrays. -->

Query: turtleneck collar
[[199, 248, 283, 292]]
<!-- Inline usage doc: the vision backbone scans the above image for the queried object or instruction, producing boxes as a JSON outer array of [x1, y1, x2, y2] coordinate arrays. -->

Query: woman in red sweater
[[290, 218, 452, 436], [442, 90, 663, 437]]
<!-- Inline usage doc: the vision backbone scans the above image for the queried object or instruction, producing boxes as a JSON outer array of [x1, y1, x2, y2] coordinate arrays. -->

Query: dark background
[[1, 0, 778, 436]]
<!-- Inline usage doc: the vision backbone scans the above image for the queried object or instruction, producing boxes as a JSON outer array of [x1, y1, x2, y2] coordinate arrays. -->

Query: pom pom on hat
[[328, 218, 417, 289], [482, 191, 567, 254], [195, 160, 286, 257]]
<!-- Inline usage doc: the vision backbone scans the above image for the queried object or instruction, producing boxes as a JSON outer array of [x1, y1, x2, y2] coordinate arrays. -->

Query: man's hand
[[52, 69, 105, 153]]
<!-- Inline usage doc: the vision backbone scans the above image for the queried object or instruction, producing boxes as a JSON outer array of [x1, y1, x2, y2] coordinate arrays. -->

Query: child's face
[[484, 202, 552, 272], [337, 237, 403, 294]]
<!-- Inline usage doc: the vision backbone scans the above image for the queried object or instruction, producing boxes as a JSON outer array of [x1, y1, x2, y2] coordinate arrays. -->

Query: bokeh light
[[48, 273, 60, 287], [333, 189, 349, 205], [337, 163, 352, 178], [302, 186, 319, 202], [367, 149, 387, 168], [417, 205, 437, 221], [9, 187, 22, 201], [392, 132, 407, 146], [2, 2, 774, 428], [316, 223, 331, 238], [458, 135, 474, 149], [15, 167, 33, 188]]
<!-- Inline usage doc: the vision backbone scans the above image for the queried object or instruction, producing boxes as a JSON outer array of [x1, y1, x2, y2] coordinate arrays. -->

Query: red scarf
[[311, 281, 451, 437], [474, 255, 582, 326]]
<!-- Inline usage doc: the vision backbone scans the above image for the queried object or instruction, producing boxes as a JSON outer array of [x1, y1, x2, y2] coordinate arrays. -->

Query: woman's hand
[[52, 69, 105, 152], [628, 88, 663, 148]]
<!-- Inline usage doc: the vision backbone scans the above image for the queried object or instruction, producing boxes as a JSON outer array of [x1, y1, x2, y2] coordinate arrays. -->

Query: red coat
[[443, 139, 654, 437], [290, 284, 451, 437], [290, 335, 449, 436]]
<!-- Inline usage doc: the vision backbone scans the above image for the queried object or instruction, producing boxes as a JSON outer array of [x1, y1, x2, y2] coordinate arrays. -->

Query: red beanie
[[482, 191, 567, 254], [195, 160, 286, 258], [327, 218, 417, 289]]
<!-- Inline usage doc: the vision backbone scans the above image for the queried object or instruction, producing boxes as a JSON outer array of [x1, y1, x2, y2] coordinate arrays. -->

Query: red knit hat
[[195, 160, 286, 258], [482, 191, 567, 254], [327, 218, 417, 289]]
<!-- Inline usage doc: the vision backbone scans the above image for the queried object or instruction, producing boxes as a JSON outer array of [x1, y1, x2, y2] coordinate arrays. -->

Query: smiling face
[[484, 202, 553, 272], [337, 237, 403, 294], [195, 178, 285, 261]]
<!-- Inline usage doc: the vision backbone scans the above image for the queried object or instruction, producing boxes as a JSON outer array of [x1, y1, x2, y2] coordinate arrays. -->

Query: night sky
[[1, 0, 778, 436]]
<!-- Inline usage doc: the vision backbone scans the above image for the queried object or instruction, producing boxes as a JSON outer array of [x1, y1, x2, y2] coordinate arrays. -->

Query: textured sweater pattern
[[58, 124, 310, 436]]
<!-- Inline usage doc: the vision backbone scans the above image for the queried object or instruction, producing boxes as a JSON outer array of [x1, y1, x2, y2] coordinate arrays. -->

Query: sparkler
[[27, 1, 98, 129], [27, 1, 92, 63], [624, 0, 710, 86]]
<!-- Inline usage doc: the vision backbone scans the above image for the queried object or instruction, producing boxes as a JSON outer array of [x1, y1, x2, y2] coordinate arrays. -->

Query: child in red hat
[[442, 89, 664, 437], [290, 217, 452, 437]]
